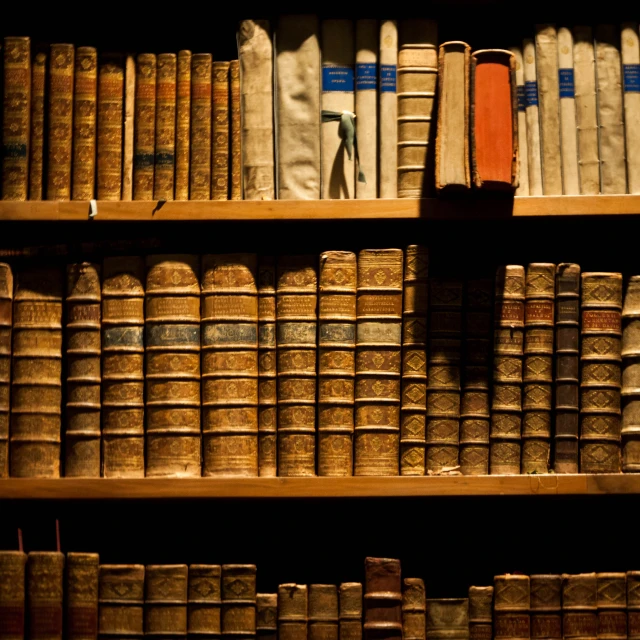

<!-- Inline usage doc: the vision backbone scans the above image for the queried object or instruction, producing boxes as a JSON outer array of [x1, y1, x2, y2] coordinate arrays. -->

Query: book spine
[[98, 564, 145, 638], [29, 48, 46, 201], [557, 27, 579, 195], [239, 20, 275, 200], [627, 573, 640, 640], [28, 552, 65, 640], [67, 552, 99, 640], [469, 586, 493, 640], [355, 249, 403, 476], [310, 585, 338, 640], [563, 573, 597, 640], [522, 38, 543, 196], [622, 276, 640, 470], [490, 265, 526, 475], [101, 256, 145, 478], [190, 53, 212, 200], [188, 565, 222, 636], [364, 558, 402, 640], [339, 583, 362, 640], [522, 263, 555, 473], [201, 254, 258, 477], [230, 60, 242, 201], [122, 54, 135, 200], [133, 53, 157, 200], [597, 574, 627, 640], [212, 61, 230, 200], [510, 47, 529, 196], [494, 575, 530, 640], [554, 263, 581, 473], [65, 263, 101, 477], [257, 594, 278, 640], [10, 267, 63, 477], [145, 565, 188, 638], [580, 272, 623, 472], [397, 20, 438, 198], [402, 579, 426, 640], [2, 37, 30, 201], [427, 279, 463, 473], [0, 551, 26, 640], [318, 251, 357, 476], [379, 20, 398, 199], [622, 24, 640, 194], [222, 565, 257, 640], [426, 599, 469, 640], [258, 256, 277, 476], [174, 50, 192, 201], [0, 264, 12, 478], [460, 279, 492, 475], [279, 584, 309, 640], [154, 53, 177, 201], [400, 246, 428, 476], [145, 255, 201, 477], [276, 255, 318, 476], [530, 575, 561, 640]]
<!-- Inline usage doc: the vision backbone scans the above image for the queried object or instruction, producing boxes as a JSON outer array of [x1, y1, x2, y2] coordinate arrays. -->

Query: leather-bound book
[[122, 54, 135, 200], [190, 53, 212, 200], [427, 279, 463, 473], [221, 565, 257, 640], [10, 267, 63, 478], [174, 50, 191, 201], [580, 273, 623, 473], [97, 54, 124, 200], [627, 573, 640, 640], [426, 600, 469, 640], [522, 38, 543, 196], [145, 255, 201, 477], [98, 565, 145, 639], [622, 24, 640, 194], [364, 558, 402, 640], [28, 552, 65, 640], [400, 246, 428, 476], [238, 20, 275, 200], [522, 264, 555, 474], [67, 552, 99, 640], [101, 256, 145, 478], [558, 27, 579, 195], [188, 565, 221, 637], [0, 551, 26, 640], [133, 53, 156, 200], [29, 48, 46, 201], [597, 574, 626, 640], [279, 585, 308, 640], [145, 565, 188, 638], [494, 575, 530, 640], [318, 251, 357, 476], [65, 263, 101, 477], [509, 46, 529, 196], [469, 587, 493, 640], [257, 594, 277, 640], [2, 37, 30, 201], [201, 254, 258, 477], [554, 264, 581, 473], [397, 19, 438, 198], [276, 256, 317, 476], [435, 41, 471, 191], [212, 61, 230, 200], [490, 266, 525, 475], [0, 264, 12, 477], [530, 576, 561, 640], [310, 586, 338, 640], [72, 47, 97, 200], [379, 20, 398, 199], [258, 257, 277, 476], [623, 276, 640, 470], [460, 280, 492, 476], [339, 583, 362, 640], [563, 574, 597, 640], [229, 60, 242, 201], [470, 49, 518, 190], [403, 579, 426, 640], [154, 53, 177, 201], [355, 250, 403, 476]]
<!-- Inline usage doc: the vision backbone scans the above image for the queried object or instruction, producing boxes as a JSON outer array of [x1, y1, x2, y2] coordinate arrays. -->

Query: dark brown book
[[622, 276, 640, 471], [469, 586, 493, 640], [154, 53, 177, 201], [229, 60, 242, 201], [67, 552, 99, 640], [0, 264, 12, 478], [530, 575, 561, 640], [212, 61, 230, 200], [221, 565, 257, 640], [580, 273, 623, 473], [426, 599, 469, 640], [310, 586, 338, 640], [174, 50, 192, 201], [190, 53, 212, 200], [145, 565, 188, 638], [98, 564, 145, 639], [133, 53, 156, 200], [257, 594, 277, 640], [402, 579, 426, 640], [627, 573, 640, 640], [363, 558, 402, 640], [339, 583, 362, 640], [494, 575, 530, 640], [597, 574, 626, 640], [28, 552, 65, 640], [563, 574, 597, 640], [29, 48, 46, 201], [188, 565, 222, 637], [0, 551, 27, 640], [279, 585, 308, 640]]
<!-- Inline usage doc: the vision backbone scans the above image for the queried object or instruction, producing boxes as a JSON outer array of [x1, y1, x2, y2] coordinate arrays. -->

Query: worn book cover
[[174, 50, 192, 201], [154, 53, 177, 201], [622, 275, 640, 471], [0, 264, 12, 478], [133, 53, 156, 200], [212, 61, 230, 200], [29, 48, 46, 201]]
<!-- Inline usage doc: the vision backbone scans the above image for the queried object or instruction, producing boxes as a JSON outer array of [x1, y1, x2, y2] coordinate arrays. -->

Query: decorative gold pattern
[[29, 49, 46, 200], [190, 54, 212, 200], [154, 53, 177, 201], [212, 62, 230, 200], [174, 50, 192, 201]]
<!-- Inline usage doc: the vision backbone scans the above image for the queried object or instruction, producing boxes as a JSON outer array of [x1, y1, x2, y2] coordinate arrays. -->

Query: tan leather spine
[[67, 552, 99, 640], [339, 583, 362, 640], [279, 585, 308, 640], [212, 61, 230, 200], [627, 573, 640, 640], [622, 276, 640, 470], [402, 579, 426, 640], [494, 575, 530, 640], [28, 552, 65, 640], [0, 551, 26, 640], [510, 46, 529, 196], [469, 586, 493, 640], [122, 54, 135, 201], [188, 565, 221, 636], [257, 594, 277, 640], [310, 585, 338, 640], [174, 50, 191, 201], [597, 574, 626, 640], [230, 60, 242, 201], [522, 39, 543, 196], [190, 53, 212, 201], [145, 565, 188, 638], [563, 574, 597, 640], [530, 575, 561, 640], [379, 20, 398, 198], [28, 47, 46, 201], [222, 565, 257, 640], [133, 53, 156, 200], [622, 25, 640, 194], [426, 599, 469, 640], [0, 264, 12, 478], [154, 53, 177, 201], [98, 564, 145, 638]]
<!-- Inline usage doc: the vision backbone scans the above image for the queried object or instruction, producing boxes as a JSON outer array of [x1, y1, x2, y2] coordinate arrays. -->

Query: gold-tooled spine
[[222, 565, 257, 639], [154, 53, 177, 201], [339, 583, 362, 640], [174, 50, 192, 201], [494, 575, 530, 640], [133, 53, 156, 200], [98, 564, 145, 637], [66, 552, 99, 640], [28, 552, 65, 640], [188, 565, 222, 636], [310, 585, 338, 640], [257, 593, 278, 640], [190, 53, 212, 200], [230, 60, 242, 201], [622, 276, 640, 471], [0, 264, 13, 478], [597, 574, 626, 640], [212, 61, 230, 200], [29, 48, 46, 201], [279, 584, 308, 640], [469, 586, 493, 640], [0, 551, 27, 639], [402, 579, 426, 640], [562, 573, 597, 640], [145, 565, 188, 637]]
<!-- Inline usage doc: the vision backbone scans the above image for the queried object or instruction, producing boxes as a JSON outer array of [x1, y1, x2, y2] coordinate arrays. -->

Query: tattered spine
[[622, 276, 640, 471]]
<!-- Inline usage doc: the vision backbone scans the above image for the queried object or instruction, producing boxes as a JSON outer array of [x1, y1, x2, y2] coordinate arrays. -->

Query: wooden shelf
[[1, 475, 639, 499], [0, 195, 640, 221]]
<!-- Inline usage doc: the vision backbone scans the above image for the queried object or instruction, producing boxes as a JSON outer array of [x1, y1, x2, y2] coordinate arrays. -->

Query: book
[[98, 565, 145, 638], [2, 37, 30, 201], [122, 54, 135, 201], [470, 49, 517, 190], [426, 600, 469, 640], [29, 48, 46, 201], [65, 263, 101, 478], [558, 27, 579, 195], [363, 558, 402, 640], [145, 565, 188, 637], [145, 255, 201, 477], [510, 47, 529, 196], [238, 20, 275, 200], [402, 579, 426, 640], [257, 594, 278, 640], [28, 552, 65, 640], [435, 41, 471, 191], [627, 573, 640, 640], [534, 25, 562, 195], [580, 272, 623, 473], [310, 585, 338, 640], [221, 565, 257, 640], [188, 565, 222, 636], [275, 15, 321, 200], [133, 53, 156, 200], [72, 46, 98, 200], [229, 60, 242, 201], [154, 53, 177, 201], [321, 19, 355, 200], [522, 38, 543, 196], [0, 264, 12, 478], [379, 20, 398, 199], [212, 61, 230, 200], [400, 246, 428, 476], [354, 250, 403, 476], [490, 266, 525, 475], [622, 24, 640, 194], [339, 583, 362, 640], [279, 584, 309, 640], [0, 551, 26, 640], [622, 276, 640, 471], [522, 263, 555, 474], [469, 586, 493, 640], [530, 575, 561, 640], [596, 573, 626, 640], [355, 19, 378, 199], [494, 575, 530, 640], [563, 574, 597, 640], [174, 50, 191, 201], [66, 552, 99, 640], [201, 254, 259, 477], [190, 53, 212, 200], [10, 267, 63, 477], [318, 251, 357, 476], [397, 20, 438, 198], [101, 256, 145, 478], [554, 264, 581, 474]]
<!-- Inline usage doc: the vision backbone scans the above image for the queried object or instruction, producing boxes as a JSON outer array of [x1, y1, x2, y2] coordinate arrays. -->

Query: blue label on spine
[[356, 63, 377, 90], [624, 64, 640, 93], [559, 68, 575, 98], [380, 64, 396, 92], [517, 86, 526, 112], [323, 65, 354, 92], [525, 81, 539, 107]]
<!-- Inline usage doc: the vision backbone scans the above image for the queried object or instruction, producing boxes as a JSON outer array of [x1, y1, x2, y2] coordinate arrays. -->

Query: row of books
[[1, 552, 640, 640], [0, 250, 637, 479]]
